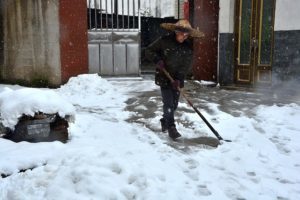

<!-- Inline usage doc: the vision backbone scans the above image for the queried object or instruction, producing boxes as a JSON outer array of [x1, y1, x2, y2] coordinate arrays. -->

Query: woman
[[145, 19, 204, 139]]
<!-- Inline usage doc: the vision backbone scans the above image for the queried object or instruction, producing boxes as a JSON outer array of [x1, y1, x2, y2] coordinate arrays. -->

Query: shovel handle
[[161, 68, 230, 142], [161, 68, 178, 86]]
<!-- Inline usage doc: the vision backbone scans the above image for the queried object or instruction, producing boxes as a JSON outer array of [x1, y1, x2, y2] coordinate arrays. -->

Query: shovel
[[161, 68, 232, 142]]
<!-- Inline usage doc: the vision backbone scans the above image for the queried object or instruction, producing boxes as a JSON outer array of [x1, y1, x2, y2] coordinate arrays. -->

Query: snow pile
[[58, 74, 131, 121], [194, 80, 217, 86], [58, 74, 121, 107], [0, 88, 75, 129], [255, 103, 300, 152], [58, 74, 112, 96], [0, 139, 65, 176]]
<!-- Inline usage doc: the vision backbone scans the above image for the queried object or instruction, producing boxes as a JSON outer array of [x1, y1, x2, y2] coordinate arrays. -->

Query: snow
[[1, 74, 300, 200], [194, 80, 216, 86], [57, 74, 119, 107], [0, 88, 75, 130]]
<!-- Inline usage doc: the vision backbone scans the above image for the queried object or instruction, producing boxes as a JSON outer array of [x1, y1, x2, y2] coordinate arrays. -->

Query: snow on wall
[[219, 0, 235, 33], [87, 0, 176, 18], [275, 0, 300, 31]]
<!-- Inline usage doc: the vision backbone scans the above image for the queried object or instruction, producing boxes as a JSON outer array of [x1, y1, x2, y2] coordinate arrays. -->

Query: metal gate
[[87, 0, 141, 76]]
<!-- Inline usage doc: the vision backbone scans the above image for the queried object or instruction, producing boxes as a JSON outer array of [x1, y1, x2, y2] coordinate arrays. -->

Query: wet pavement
[[124, 75, 300, 150]]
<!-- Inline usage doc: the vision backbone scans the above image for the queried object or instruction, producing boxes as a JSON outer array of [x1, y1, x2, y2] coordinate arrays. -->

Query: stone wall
[[218, 33, 234, 85], [218, 0, 235, 85], [273, 0, 300, 83], [1, 0, 61, 86], [273, 30, 300, 83]]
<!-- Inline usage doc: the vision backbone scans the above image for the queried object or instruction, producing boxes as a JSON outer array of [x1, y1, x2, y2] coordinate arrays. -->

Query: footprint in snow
[[197, 185, 212, 196]]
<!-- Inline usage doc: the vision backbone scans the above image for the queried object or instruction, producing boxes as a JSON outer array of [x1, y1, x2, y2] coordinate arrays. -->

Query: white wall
[[219, 0, 235, 33], [2, 0, 61, 85], [275, 0, 300, 31]]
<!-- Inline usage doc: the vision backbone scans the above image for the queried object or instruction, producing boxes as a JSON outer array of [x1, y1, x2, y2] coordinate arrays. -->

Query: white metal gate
[[87, 0, 141, 76]]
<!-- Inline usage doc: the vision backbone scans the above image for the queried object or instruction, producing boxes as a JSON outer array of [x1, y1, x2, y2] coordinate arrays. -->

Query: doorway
[[234, 0, 276, 85]]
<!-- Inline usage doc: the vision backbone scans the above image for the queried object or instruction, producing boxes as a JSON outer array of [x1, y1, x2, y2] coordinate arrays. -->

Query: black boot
[[168, 126, 181, 139], [160, 118, 167, 133]]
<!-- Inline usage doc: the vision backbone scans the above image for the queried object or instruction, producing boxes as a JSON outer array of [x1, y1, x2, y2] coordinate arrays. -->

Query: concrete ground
[[125, 75, 300, 150]]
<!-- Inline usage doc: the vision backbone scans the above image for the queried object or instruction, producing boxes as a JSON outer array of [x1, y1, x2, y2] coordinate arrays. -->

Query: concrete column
[[218, 0, 235, 85], [59, 0, 88, 83], [192, 0, 219, 81]]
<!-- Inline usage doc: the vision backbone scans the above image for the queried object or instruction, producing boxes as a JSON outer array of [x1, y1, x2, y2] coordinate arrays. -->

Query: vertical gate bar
[[125, 43, 128, 72], [178, 0, 180, 19], [99, 43, 101, 74], [127, 0, 130, 30], [138, 0, 141, 31], [94, 0, 97, 30], [116, 0, 119, 30], [88, 0, 91, 30], [133, 0, 135, 29], [122, 0, 124, 30], [122, 0, 125, 31], [106, 0, 108, 30], [100, 0, 103, 29], [111, 0, 114, 30]]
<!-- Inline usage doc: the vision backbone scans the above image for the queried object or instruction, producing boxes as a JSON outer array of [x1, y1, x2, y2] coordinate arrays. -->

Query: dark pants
[[160, 86, 180, 128]]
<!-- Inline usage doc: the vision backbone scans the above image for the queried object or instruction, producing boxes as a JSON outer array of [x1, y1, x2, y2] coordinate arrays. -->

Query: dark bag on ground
[[2, 113, 69, 143]]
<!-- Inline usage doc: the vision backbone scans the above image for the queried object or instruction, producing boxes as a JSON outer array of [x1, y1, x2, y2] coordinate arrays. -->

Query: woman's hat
[[160, 19, 205, 38]]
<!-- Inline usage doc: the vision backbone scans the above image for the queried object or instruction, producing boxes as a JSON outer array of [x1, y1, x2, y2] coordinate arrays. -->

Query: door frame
[[234, 0, 276, 86]]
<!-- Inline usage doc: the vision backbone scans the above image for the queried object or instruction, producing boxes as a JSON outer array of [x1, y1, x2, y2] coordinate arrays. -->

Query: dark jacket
[[145, 33, 193, 88]]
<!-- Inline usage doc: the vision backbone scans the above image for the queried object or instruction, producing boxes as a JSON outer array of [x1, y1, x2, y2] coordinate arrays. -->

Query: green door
[[234, 0, 275, 85]]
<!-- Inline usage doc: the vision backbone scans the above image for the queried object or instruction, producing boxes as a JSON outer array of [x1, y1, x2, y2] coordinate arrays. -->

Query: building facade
[[0, 0, 299, 87], [186, 0, 299, 86], [217, 0, 300, 86]]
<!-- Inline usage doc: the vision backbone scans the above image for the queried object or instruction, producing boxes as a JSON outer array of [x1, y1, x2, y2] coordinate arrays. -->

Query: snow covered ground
[[0, 74, 300, 200]]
